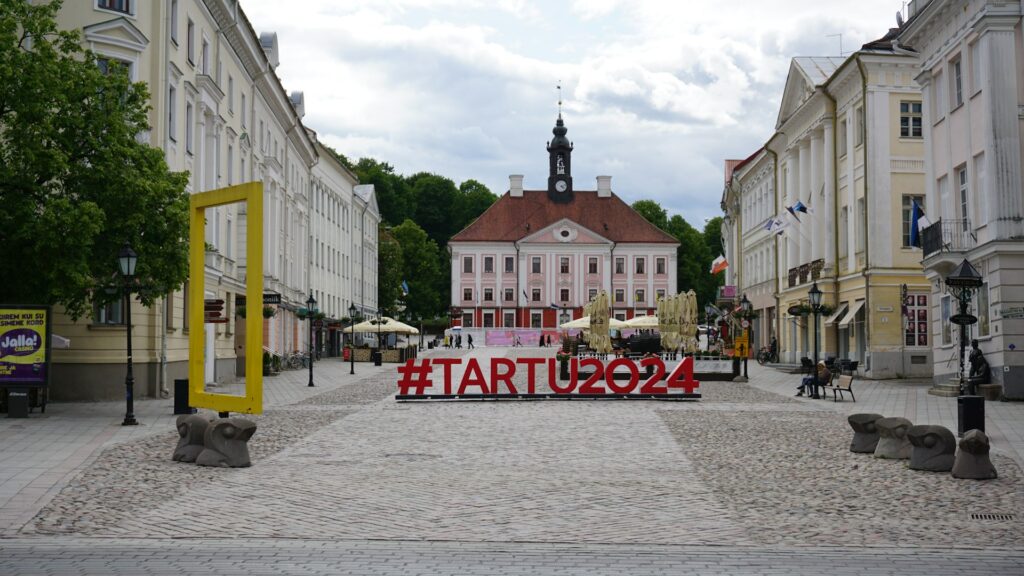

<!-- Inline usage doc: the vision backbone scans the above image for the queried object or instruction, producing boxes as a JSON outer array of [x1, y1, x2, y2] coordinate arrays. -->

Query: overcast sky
[[240, 0, 906, 226]]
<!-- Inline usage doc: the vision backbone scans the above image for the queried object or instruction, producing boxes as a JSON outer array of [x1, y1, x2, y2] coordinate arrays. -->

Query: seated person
[[797, 361, 831, 397]]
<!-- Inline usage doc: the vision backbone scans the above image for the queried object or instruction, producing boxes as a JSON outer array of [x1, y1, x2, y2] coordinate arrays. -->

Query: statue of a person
[[967, 339, 990, 395]]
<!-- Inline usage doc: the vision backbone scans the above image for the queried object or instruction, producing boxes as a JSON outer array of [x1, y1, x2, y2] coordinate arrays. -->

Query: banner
[[0, 306, 50, 386]]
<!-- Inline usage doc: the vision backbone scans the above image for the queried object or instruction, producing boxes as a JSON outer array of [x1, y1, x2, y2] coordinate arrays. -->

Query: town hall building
[[448, 116, 679, 339]]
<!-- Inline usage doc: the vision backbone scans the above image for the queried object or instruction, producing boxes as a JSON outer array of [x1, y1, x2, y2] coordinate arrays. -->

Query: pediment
[[519, 218, 612, 245], [84, 17, 149, 52], [776, 62, 815, 129]]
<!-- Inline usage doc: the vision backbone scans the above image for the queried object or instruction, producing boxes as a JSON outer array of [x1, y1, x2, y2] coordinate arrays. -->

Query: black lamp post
[[808, 282, 823, 399], [118, 244, 139, 426], [376, 308, 383, 366], [740, 294, 752, 378], [306, 293, 317, 387], [704, 304, 714, 353], [945, 259, 983, 395], [348, 303, 357, 375]]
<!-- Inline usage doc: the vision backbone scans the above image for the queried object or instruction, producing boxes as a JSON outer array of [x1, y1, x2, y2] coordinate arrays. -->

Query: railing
[[798, 263, 810, 284], [810, 259, 824, 281], [788, 267, 798, 288], [922, 218, 975, 258]]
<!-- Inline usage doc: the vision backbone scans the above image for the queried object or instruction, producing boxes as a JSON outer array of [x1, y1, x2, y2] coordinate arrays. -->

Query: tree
[[0, 1, 190, 320], [409, 173, 460, 247], [351, 158, 410, 226], [391, 219, 442, 321], [377, 227, 404, 317], [631, 200, 669, 232], [455, 179, 497, 230]]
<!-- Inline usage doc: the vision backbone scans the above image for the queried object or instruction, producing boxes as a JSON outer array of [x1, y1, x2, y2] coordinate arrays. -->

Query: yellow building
[[730, 32, 931, 378]]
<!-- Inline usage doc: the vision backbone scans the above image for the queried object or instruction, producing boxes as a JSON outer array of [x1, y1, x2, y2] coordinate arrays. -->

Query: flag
[[401, 280, 410, 296], [909, 199, 931, 247], [794, 200, 813, 215], [772, 218, 791, 236], [549, 303, 560, 310], [710, 255, 728, 275], [523, 289, 529, 302], [786, 205, 801, 222]]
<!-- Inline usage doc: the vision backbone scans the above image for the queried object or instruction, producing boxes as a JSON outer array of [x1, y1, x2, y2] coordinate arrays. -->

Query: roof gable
[[776, 57, 844, 129], [84, 17, 149, 52], [519, 218, 613, 245]]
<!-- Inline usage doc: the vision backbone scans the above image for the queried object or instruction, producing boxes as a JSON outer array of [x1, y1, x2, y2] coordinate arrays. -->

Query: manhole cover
[[970, 513, 1015, 521]]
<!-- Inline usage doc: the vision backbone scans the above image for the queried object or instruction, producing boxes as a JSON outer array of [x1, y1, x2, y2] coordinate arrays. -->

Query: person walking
[[467, 334, 474, 349]]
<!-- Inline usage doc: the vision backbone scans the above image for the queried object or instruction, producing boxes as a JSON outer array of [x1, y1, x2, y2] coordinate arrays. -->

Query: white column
[[798, 140, 811, 265], [823, 118, 836, 271], [786, 150, 799, 271], [980, 25, 1024, 239], [810, 131, 823, 262]]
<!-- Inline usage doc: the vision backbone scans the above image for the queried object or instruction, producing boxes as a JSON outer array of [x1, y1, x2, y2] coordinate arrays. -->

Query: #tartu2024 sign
[[0, 306, 50, 386]]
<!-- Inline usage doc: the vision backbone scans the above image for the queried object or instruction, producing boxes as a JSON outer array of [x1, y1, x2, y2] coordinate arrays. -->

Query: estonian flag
[[909, 199, 931, 248], [786, 205, 801, 222], [401, 280, 410, 296], [794, 200, 813, 215]]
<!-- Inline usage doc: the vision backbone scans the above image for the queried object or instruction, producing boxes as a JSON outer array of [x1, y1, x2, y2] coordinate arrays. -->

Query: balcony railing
[[922, 218, 976, 258], [810, 259, 824, 281], [788, 267, 798, 288]]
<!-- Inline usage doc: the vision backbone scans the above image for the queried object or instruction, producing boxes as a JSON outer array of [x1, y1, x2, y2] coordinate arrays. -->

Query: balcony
[[922, 219, 976, 259], [788, 267, 798, 288]]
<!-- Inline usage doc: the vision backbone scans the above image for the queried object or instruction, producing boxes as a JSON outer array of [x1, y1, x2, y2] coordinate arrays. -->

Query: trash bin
[[373, 351, 382, 366], [174, 379, 196, 415], [5, 387, 29, 418], [957, 395, 985, 437]]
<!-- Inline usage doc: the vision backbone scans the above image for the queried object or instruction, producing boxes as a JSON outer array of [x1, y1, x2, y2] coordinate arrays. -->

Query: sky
[[240, 0, 908, 226]]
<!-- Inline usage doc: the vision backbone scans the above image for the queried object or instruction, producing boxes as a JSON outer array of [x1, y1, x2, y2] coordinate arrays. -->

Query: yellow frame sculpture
[[188, 182, 263, 414]]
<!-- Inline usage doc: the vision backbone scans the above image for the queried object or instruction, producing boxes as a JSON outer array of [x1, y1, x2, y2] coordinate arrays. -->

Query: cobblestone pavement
[[3, 347, 1023, 573], [2, 538, 1023, 575]]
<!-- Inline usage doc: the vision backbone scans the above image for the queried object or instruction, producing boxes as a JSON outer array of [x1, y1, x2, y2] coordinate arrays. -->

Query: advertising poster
[[0, 306, 50, 386]]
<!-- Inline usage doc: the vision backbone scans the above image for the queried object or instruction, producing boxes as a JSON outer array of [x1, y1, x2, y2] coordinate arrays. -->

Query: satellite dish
[[896, 10, 905, 27]]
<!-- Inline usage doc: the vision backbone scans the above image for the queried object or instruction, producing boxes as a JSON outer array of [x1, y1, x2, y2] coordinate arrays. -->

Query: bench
[[822, 374, 855, 402]]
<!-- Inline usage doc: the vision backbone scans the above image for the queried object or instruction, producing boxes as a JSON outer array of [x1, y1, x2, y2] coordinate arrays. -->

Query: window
[[201, 38, 210, 75], [463, 288, 472, 301], [483, 256, 493, 274], [228, 76, 234, 113], [98, 0, 131, 14], [185, 102, 194, 154], [504, 256, 514, 273], [560, 289, 569, 302], [170, 0, 178, 44], [951, 57, 963, 108], [656, 257, 666, 275], [636, 257, 645, 274], [182, 281, 189, 331], [900, 101, 922, 138], [167, 85, 177, 141], [503, 311, 515, 327], [226, 218, 233, 260], [484, 288, 493, 302], [614, 289, 624, 303], [635, 289, 645, 303], [259, 120, 264, 152], [615, 257, 624, 275], [532, 257, 541, 274], [94, 297, 124, 325], [838, 118, 848, 157], [531, 289, 541, 302], [186, 19, 195, 65], [227, 145, 233, 185], [483, 313, 494, 328], [588, 257, 598, 274], [970, 42, 982, 94], [656, 289, 666, 300], [957, 165, 969, 230], [463, 256, 473, 274], [531, 312, 542, 328], [901, 195, 925, 247], [504, 288, 514, 302], [165, 292, 175, 329], [974, 153, 987, 225], [560, 257, 569, 274], [855, 107, 865, 147], [941, 294, 952, 345], [975, 283, 990, 338], [241, 93, 247, 128], [588, 288, 597, 301], [932, 71, 946, 119], [855, 198, 866, 253], [462, 313, 473, 328], [905, 294, 928, 347]]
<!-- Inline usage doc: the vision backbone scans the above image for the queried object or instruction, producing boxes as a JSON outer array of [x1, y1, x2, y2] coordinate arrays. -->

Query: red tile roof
[[450, 190, 680, 244]]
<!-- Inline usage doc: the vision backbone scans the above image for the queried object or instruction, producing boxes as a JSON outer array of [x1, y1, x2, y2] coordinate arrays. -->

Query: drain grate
[[970, 513, 1015, 521]]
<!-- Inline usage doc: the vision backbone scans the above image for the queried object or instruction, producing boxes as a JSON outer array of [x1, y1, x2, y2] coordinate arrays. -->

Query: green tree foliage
[[631, 200, 668, 231], [408, 172, 460, 247], [377, 227, 404, 317], [0, 1, 190, 319], [351, 158, 410, 226], [391, 219, 442, 321], [456, 179, 498, 228]]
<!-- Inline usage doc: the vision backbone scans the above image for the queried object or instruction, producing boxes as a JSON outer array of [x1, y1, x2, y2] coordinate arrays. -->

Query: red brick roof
[[450, 190, 679, 244]]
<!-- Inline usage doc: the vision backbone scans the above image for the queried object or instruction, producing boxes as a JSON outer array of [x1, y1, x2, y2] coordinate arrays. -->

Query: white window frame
[[185, 102, 194, 155], [96, 0, 134, 17], [951, 57, 963, 108], [900, 101, 922, 138], [186, 19, 195, 65], [169, 0, 178, 45], [463, 256, 473, 274], [167, 85, 177, 142]]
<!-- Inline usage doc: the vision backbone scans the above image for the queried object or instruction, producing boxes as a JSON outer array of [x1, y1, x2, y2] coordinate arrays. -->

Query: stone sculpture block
[[873, 416, 912, 460], [952, 429, 998, 480], [195, 417, 257, 468], [847, 413, 884, 453], [907, 424, 956, 472], [172, 414, 212, 463]]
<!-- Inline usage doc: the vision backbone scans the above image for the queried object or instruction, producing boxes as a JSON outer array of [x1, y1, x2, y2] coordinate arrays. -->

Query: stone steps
[[928, 378, 961, 397]]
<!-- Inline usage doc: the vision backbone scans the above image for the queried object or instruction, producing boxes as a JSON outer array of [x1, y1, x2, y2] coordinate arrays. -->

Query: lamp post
[[740, 294, 752, 379], [704, 304, 714, 353], [376, 308, 383, 366], [945, 259, 983, 395], [348, 303, 357, 375], [808, 282, 823, 399], [117, 244, 139, 426], [306, 294, 317, 387]]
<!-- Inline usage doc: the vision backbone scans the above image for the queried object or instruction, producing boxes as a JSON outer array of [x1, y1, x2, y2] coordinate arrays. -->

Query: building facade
[[448, 116, 679, 342], [47, 0, 378, 399], [898, 0, 1024, 396]]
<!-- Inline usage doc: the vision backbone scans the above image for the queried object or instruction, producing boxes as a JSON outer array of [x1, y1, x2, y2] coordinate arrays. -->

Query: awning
[[838, 300, 865, 328], [824, 303, 849, 327]]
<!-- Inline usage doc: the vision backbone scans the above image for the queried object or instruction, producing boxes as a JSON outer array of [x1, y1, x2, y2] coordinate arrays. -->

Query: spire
[[557, 81, 562, 119]]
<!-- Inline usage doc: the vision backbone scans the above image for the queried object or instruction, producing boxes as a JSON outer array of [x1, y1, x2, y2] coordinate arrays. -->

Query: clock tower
[[546, 114, 574, 203]]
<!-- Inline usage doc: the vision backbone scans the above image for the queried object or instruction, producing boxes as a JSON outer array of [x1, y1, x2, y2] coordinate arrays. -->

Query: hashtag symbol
[[397, 359, 433, 395]]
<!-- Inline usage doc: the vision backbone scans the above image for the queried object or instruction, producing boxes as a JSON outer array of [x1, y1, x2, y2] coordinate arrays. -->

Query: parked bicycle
[[285, 352, 310, 370], [756, 346, 778, 365]]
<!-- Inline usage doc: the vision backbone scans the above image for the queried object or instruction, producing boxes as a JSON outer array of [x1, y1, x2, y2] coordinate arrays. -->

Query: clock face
[[555, 179, 568, 192]]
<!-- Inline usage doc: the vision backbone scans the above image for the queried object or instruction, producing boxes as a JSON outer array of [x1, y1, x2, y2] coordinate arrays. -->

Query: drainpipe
[[765, 145, 781, 355], [821, 84, 841, 359], [855, 54, 871, 373], [514, 240, 521, 327]]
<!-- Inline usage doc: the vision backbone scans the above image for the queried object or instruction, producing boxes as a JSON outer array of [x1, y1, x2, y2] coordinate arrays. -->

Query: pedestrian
[[797, 361, 830, 398], [456, 334, 462, 348], [467, 334, 474, 349], [539, 333, 545, 347], [546, 334, 552, 347], [514, 335, 522, 347]]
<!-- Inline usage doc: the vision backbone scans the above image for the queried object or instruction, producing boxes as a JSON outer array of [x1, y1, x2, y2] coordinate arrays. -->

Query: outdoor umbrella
[[621, 315, 659, 329], [342, 316, 420, 334], [559, 315, 627, 330]]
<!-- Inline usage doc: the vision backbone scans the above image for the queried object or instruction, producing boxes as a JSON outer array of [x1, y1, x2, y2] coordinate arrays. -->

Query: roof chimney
[[509, 175, 524, 197], [597, 175, 612, 197]]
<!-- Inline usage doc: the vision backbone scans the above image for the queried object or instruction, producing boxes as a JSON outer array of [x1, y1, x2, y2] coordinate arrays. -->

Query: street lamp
[[740, 293, 752, 379], [348, 303, 357, 375], [376, 308, 383, 366], [808, 282, 823, 399], [306, 293, 317, 387], [117, 244, 138, 426], [945, 259, 983, 395], [704, 304, 714, 353]]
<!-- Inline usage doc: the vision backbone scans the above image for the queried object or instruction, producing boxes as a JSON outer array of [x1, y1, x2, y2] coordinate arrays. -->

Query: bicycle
[[285, 352, 309, 370], [757, 346, 778, 365]]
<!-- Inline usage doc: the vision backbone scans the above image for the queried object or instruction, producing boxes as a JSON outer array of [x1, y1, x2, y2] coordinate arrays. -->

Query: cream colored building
[[46, 1, 378, 400], [724, 34, 932, 378], [897, 0, 1024, 398]]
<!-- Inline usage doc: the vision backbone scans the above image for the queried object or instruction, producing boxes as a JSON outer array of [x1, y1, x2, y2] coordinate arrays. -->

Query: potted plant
[[262, 305, 276, 319], [262, 351, 272, 376], [556, 350, 572, 380]]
